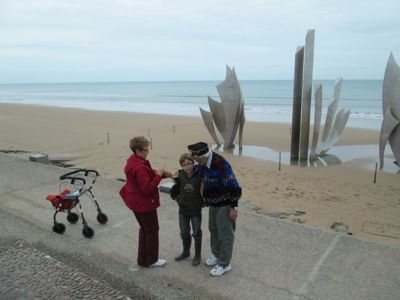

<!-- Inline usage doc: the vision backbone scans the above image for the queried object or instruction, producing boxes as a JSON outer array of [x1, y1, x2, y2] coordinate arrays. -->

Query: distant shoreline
[[0, 79, 384, 130]]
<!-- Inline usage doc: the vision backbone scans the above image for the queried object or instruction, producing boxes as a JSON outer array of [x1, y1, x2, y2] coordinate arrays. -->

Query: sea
[[0, 80, 384, 130]]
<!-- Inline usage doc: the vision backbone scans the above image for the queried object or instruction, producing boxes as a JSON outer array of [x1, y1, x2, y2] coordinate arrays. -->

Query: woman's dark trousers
[[133, 209, 159, 267]]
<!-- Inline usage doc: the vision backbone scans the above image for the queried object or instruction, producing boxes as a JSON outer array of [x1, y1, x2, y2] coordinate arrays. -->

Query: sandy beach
[[1, 103, 399, 246]]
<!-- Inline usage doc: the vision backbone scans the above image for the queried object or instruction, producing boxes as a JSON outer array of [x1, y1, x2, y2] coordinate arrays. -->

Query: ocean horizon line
[[0, 78, 384, 85]]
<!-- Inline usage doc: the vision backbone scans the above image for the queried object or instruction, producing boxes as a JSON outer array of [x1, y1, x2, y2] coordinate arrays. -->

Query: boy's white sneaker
[[205, 255, 218, 266], [209, 264, 232, 277], [149, 259, 167, 267]]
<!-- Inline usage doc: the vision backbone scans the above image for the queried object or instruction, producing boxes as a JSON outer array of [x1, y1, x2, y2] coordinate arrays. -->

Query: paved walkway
[[0, 237, 132, 299], [0, 153, 399, 299]]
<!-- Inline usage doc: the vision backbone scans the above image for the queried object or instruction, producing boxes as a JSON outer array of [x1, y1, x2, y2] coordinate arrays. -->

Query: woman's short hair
[[179, 153, 194, 165], [129, 136, 149, 153]]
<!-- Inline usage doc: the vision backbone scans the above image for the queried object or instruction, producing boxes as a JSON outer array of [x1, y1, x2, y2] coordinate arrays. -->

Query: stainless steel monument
[[200, 65, 245, 150], [291, 30, 350, 162], [312, 78, 350, 158], [379, 53, 400, 169]]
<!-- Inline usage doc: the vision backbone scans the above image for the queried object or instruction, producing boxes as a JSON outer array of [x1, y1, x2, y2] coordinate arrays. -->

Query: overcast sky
[[0, 0, 399, 83]]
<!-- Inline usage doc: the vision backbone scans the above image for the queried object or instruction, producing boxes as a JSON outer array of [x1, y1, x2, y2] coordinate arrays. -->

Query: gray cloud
[[0, 0, 399, 82]]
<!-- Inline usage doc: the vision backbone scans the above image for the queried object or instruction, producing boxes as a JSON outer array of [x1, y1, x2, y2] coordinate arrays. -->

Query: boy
[[171, 153, 204, 266]]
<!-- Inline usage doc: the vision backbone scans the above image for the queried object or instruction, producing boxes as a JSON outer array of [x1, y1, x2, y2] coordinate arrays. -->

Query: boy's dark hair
[[179, 153, 194, 166]]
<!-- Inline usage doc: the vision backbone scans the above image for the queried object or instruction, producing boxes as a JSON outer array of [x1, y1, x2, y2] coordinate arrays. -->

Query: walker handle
[[60, 169, 84, 180], [60, 176, 86, 185], [83, 169, 99, 177], [60, 169, 99, 180]]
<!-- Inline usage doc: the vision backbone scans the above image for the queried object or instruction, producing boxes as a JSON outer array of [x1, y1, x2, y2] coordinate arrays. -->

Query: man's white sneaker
[[205, 255, 218, 266], [209, 264, 232, 277], [149, 259, 167, 267]]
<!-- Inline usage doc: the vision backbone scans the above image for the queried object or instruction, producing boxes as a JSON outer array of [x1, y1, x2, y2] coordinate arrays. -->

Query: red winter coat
[[119, 154, 162, 212]]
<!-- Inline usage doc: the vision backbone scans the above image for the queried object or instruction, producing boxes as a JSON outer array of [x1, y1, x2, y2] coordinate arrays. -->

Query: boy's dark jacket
[[170, 168, 204, 210], [171, 153, 241, 208]]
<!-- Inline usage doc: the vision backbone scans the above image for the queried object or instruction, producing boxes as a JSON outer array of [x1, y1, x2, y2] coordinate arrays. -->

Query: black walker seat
[[46, 169, 108, 238]]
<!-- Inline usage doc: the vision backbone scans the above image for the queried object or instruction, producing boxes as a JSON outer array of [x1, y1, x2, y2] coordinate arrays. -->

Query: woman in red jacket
[[120, 136, 170, 267]]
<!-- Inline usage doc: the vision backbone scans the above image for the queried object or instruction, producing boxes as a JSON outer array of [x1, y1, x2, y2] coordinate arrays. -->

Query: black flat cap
[[187, 142, 209, 156]]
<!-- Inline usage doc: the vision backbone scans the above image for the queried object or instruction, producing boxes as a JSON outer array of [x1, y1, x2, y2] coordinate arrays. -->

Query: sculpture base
[[211, 144, 399, 173]]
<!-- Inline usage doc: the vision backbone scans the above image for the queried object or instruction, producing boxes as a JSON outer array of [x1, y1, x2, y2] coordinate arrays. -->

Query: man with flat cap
[[188, 142, 241, 276]]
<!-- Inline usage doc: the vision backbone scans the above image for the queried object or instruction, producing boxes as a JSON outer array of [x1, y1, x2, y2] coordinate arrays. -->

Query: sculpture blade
[[380, 53, 400, 168], [299, 29, 315, 159], [216, 66, 241, 105], [200, 107, 221, 146], [238, 100, 245, 151], [216, 66, 243, 148], [310, 84, 322, 160], [383, 53, 400, 118], [208, 96, 227, 139], [290, 46, 304, 160], [379, 107, 400, 168], [321, 78, 342, 144], [389, 125, 400, 166], [319, 108, 350, 155]]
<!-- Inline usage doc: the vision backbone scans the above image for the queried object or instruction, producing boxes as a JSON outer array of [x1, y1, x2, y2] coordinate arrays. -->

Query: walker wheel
[[82, 225, 95, 238], [97, 212, 108, 224], [67, 212, 79, 224], [53, 222, 66, 234]]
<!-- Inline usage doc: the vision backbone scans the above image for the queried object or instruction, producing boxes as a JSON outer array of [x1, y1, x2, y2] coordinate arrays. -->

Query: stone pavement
[[0, 153, 399, 300], [0, 237, 132, 300]]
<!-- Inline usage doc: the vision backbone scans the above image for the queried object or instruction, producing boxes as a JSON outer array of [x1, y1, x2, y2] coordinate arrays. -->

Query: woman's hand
[[171, 169, 179, 178], [163, 170, 172, 178], [155, 168, 164, 177]]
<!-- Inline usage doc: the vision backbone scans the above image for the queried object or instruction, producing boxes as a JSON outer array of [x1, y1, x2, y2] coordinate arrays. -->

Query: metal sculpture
[[290, 46, 304, 160], [291, 30, 351, 163], [321, 78, 343, 145], [319, 107, 351, 155], [310, 84, 322, 159], [379, 53, 400, 168], [316, 78, 350, 156], [200, 65, 245, 150], [299, 30, 315, 159]]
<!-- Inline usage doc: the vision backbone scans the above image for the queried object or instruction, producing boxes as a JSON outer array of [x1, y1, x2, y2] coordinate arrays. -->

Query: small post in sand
[[279, 152, 282, 171], [373, 162, 378, 184], [150, 137, 153, 150]]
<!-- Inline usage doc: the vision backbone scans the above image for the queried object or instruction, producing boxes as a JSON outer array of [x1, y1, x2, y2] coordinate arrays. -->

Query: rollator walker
[[46, 169, 108, 238]]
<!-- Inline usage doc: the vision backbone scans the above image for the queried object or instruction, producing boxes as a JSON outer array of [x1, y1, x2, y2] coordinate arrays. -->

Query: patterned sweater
[[198, 152, 241, 207]]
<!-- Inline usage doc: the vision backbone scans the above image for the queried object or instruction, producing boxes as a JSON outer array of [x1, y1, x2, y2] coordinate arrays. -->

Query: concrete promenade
[[0, 153, 399, 299]]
